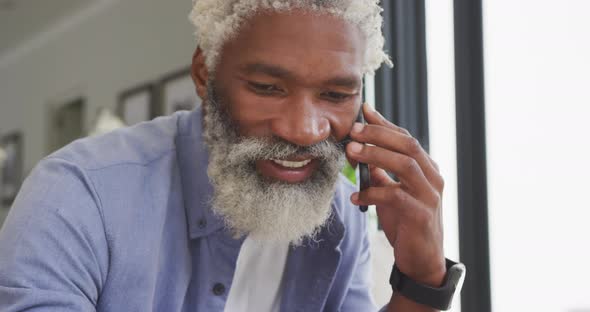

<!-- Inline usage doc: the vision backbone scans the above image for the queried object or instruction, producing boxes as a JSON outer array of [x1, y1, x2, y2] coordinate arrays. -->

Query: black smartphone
[[357, 110, 370, 213]]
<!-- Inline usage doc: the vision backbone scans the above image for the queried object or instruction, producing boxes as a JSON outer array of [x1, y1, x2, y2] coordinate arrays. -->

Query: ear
[[191, 47, 209, 100]]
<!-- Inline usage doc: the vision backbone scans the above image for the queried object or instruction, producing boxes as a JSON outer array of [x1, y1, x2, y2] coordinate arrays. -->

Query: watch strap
[[390, 258, 461, 311]]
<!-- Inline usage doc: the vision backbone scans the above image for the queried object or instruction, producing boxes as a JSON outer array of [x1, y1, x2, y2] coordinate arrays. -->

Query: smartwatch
[[389, 258, 466, 311]]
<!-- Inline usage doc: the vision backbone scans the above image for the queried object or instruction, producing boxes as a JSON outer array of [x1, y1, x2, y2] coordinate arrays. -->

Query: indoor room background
[[1, 0, 589, 311]]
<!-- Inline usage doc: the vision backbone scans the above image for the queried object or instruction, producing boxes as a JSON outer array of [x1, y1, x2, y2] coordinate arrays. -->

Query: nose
[[270, 94, 331, 147]]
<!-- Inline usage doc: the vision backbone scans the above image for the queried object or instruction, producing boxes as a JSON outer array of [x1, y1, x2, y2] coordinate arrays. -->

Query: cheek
[[322, 101, 361, 141], [224, 86, 283, 136]]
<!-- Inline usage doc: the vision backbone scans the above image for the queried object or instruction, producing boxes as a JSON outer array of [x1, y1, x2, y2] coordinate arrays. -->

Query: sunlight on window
[[484, 0, 590, 311]]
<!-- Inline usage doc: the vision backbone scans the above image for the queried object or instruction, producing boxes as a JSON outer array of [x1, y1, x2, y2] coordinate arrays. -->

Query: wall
[[0, 0, 196, 181]]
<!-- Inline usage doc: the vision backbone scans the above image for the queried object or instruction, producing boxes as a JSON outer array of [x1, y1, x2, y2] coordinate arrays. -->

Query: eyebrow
[[241, 62, 292, 79], [240, 62, 361, 89], [324, 76, 361, 89]]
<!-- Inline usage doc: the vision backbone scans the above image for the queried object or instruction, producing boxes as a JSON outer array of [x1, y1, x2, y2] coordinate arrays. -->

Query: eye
[[321, 91, 355, 102], [248, 82, 283, 95]]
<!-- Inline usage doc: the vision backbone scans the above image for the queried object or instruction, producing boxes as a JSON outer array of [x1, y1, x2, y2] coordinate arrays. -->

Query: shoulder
[[39, 111, 194, 231], [13, 112, 194, 243], [5, 112, 187, 228], [49, 113, 186, 171], [23, 112, 190, 216]]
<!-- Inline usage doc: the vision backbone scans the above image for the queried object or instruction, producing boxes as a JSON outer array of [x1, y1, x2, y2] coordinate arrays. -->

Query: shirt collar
[[176, 108, 225, 239]]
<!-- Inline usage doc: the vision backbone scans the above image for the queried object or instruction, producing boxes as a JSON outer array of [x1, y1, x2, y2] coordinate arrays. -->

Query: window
[[484, 1, 590, 310]]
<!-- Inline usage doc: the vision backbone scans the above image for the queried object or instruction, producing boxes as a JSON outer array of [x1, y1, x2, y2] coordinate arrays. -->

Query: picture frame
[[159, 67, 201, 116], [0, 132, 23, 208], [117, 83, 157, 126]]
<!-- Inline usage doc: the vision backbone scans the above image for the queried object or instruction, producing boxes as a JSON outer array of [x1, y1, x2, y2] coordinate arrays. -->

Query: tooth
[[272, 159, 311, 168]]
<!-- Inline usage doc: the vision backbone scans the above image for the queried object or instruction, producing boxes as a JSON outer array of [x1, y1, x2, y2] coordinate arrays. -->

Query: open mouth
[[256, 157, 318, 183]]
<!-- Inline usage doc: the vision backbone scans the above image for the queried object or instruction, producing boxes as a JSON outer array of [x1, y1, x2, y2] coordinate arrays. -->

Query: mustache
[[206, 80, 350, 164], [225, 135, 348, 165]]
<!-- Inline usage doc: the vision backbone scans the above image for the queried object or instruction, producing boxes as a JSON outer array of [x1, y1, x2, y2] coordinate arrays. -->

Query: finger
[[375, 192, 436, 239], [351, 185, 439, 240], [362, 102, 439, 167], [362, 103, 411, 135], [347, 142, 437, 200], [351, 185, 400, 207], [351, 123, 444, 191], [352, 185, 425, 219], [419, 152, 444, 192], [430, 158, 440, 172], [368, 165, 397, 187]]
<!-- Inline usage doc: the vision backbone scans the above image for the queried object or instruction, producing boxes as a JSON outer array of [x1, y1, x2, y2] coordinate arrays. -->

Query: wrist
[[396, 257, 447, 287], [413, 268, 447, 288], [390, 258, 467, 311]]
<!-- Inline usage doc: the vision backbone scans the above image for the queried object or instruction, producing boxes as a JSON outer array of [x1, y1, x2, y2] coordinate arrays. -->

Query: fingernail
[[349, 141, 363, 154], [351, 122, 364, 134], [351, 193, 359, 203]]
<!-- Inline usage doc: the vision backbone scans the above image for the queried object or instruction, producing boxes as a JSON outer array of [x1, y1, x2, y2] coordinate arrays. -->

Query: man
[[0, 1, 462, 311]]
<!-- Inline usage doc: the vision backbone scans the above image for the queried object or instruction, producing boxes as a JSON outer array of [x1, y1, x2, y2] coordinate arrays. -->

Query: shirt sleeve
[[0, 158, 108, 311]]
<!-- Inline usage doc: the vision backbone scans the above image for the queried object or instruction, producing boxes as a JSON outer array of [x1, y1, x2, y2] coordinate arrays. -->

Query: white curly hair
[[189, 0, 393, 75]]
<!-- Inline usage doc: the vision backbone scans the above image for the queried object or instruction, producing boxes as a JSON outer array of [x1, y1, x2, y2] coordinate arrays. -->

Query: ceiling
[[0, 0, 94, 57]]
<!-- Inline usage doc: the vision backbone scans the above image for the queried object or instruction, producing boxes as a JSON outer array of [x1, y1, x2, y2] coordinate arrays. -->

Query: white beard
[[202, 83, 346, 245]]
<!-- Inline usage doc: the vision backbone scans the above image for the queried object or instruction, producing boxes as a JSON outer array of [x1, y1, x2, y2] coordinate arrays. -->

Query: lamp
[[89, 107, 126, 137]]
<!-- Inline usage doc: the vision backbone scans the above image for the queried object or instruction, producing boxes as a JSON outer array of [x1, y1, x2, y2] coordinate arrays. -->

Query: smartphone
[[357, 110, 370, 213]]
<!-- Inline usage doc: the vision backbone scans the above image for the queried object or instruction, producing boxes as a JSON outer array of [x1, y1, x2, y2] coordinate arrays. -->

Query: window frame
[[375, 0, 430, 152], [454, 0, 492, 311]]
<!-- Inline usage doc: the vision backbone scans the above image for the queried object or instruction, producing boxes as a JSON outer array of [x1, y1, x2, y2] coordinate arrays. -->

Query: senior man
[[0, 1, 464, 311]]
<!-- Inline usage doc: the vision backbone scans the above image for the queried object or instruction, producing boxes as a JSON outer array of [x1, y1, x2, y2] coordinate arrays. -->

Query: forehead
[[216, 9, 366, 82]]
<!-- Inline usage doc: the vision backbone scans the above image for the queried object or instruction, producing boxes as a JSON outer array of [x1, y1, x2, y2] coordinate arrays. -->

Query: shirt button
[[212, 283, 226, 296], [198, 218, 207, 229]]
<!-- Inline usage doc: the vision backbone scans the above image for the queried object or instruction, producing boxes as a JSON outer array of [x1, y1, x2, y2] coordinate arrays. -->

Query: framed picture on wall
[[117, 83, 157, 126], [0, 132, 23, 208], [159, 67, 201, 116]]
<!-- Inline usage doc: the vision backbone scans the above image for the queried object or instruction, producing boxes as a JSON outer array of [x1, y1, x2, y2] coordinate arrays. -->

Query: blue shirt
[[0, 109, 382, 311]]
